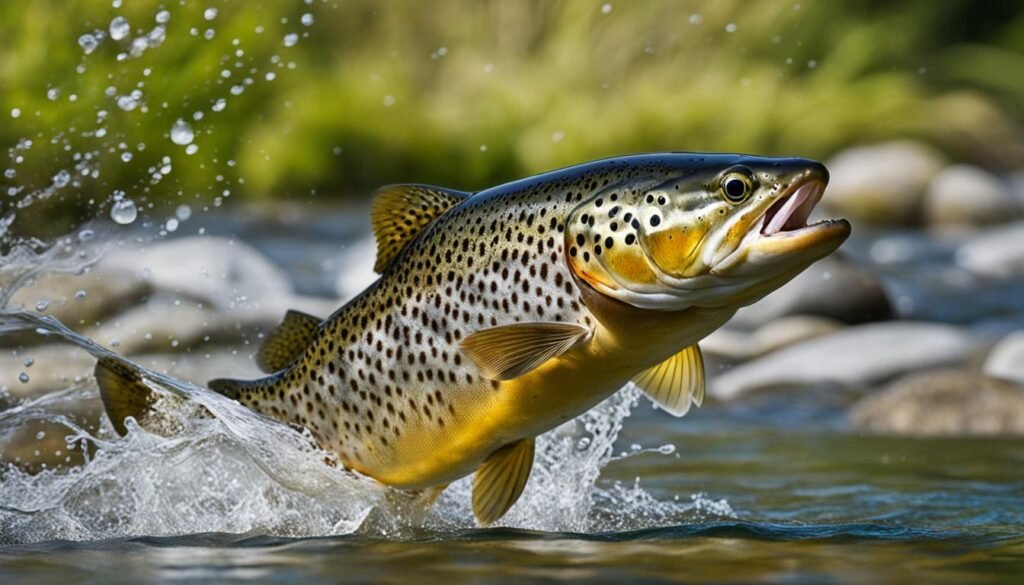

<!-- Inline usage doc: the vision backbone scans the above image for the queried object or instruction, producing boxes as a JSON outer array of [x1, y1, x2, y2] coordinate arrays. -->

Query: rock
[[0, 345, 95, 399], [749, 316, 844, 356], [850, 369, 1024, 436], [731, 255, 893, 327], [984, 331, 1024, 385], [103, 236, 293, 309], [955, 221, 1024, 278], [823, 141, 946, 225], [84, 293, 339, 355], [924, 164, 1019, 227], [6, 267, 151, 331], [700, 327, 754, 361], [710, 322, 983, 400]]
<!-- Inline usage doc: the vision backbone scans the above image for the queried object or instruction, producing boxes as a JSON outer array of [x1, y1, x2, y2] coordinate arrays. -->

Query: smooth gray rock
[[955, 221, 1024, 278], [7, 268, 151, 329], [850, 369, 1024, 436], [710, 322, 983, 400], [924, 164, 1019, 227], [103, 236, 292, 309], [984, 331, 1024, 384], [749, 315, 844, 356], [731, 255, 892, 327], [823, 141, 946, 224]]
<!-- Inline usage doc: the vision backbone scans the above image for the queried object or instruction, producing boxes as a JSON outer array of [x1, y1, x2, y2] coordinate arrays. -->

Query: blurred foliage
[[1, 0, 1023, 235]]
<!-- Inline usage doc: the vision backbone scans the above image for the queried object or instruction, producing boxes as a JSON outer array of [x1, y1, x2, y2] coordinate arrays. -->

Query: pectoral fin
[[94, 357, 157, 436], [459, 322, 591, 381], [371, 184, 471, 272], [473, 438, 535, 525], [256, 309, 321, 373], [633, 344, 705, 417]]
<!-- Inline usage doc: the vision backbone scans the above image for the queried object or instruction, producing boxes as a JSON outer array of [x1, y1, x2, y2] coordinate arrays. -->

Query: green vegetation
[[1, 0, 1022, 232]]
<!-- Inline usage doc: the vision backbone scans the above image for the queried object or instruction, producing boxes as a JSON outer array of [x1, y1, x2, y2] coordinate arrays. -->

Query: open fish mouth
[[760, 180, 826, 237], [713, 178, 851, 273]]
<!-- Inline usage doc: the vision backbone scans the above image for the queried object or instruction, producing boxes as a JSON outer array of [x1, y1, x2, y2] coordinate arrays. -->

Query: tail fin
[[94, 357, 156, 436]]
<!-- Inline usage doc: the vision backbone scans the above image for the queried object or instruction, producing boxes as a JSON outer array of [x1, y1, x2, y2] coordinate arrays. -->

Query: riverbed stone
[[955, 221, 1024, 278], [823, 141, 946, 224], [983, 331, 1024, 385], [924, 164, 1019, 227], [710, 322, 983, 400], [103, 236, 293, 309], [850, 369, 1024, 436], [7, 268, 151, 329], [730, 255, 893, 327]]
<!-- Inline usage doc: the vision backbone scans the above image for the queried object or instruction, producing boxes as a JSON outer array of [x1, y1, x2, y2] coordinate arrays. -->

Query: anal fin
[[256, 309, 320, 373], [633, 344, 705, 417], [472, 438, 535, 525], [459, 322, 591, 380]]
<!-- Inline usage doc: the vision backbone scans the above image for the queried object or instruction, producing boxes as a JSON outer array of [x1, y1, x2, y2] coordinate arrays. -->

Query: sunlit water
[[2, 2, 1023, 583]]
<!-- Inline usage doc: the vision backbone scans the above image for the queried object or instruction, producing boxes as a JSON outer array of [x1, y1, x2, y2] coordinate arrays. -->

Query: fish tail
[[94, 357, 157, 436]]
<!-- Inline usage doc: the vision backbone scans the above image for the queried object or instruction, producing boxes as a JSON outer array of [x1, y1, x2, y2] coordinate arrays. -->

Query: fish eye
[[721, 170, 754, 203]]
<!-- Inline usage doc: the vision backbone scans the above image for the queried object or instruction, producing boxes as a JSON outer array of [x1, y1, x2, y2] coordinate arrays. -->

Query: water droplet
[[121, 151, 133, 162], [78, 228, 95, 242], [265, 71, 276, 81], [18, 372, 29, 384], [111, 198, 138, 224], [283, 33, 298, 47], [35, 431, 45, 440], [4, 168, 15, 179], [212, 98, 227, 112], [601, 3, 613, 14], [79, 33, 100, 54], [110, 338, 121, 347], [552, 130, 565, 142], [116, 90, 143, 111], [46, 88, 61, 101], [155, 10, 170, 24], [185, 144, 199, 155], [688, 13, 703, 25], [382, 95, 395, 107], [230, 85, 244, 96], [170, 119, 194, 145], [657, 444, 676, 455], [109, 16, 130, 41], [35, 301, 49, 312], [203, 7, 218, 20], [165, 218, 179, 232], [11, 108, 21, 118], [725, 23, 738, 33], [301, 13, 314, 26], [52, 170, 71, 188], [176, 204, 192, 220], [23, 357, 35, 367], [74, 290, 87, 301]]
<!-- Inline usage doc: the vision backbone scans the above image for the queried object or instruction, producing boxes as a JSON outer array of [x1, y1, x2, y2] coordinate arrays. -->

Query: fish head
[[565, 154, 851, 311]]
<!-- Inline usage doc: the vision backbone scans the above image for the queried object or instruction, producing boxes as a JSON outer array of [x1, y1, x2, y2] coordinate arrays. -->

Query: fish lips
[[712, 179, 851, 276]]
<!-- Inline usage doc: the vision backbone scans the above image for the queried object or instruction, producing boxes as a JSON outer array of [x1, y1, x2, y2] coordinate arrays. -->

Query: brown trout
[[96, 153, 850, 523]]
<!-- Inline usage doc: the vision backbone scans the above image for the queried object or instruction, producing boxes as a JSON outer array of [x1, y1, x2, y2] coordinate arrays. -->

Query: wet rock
[[6, 268, 151, 330], [103, 236, 292, 309], [955, 221, 1024, 278], [924, 165, 1019, 227], [0, 345, 95, 399], [983, 331, 1024, 385], [731, 255, 893, 327], [823, 141, 946, 225], [84, 293, 338, 355], [850, 369, 1024, 436], [710, 322, 983, 400], [749, 316, 844, 356]]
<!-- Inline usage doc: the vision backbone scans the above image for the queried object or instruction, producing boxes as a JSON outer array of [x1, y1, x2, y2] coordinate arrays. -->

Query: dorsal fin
[[633, 344, 705, 417], [473, 437, 535, 525], [94, 357, 157, 436], [255, 310, 321, 373], [459, 322, 591, 381], [370, 184, 471, 272]]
